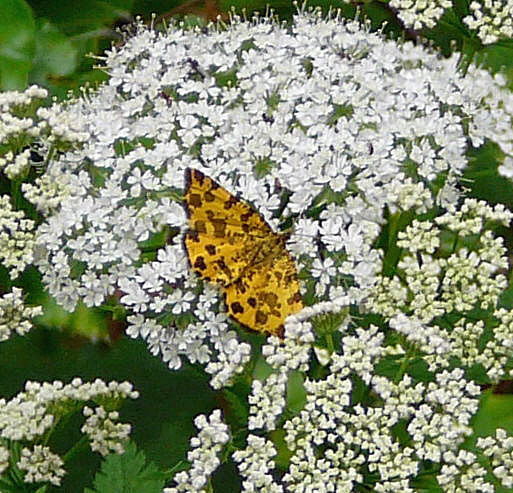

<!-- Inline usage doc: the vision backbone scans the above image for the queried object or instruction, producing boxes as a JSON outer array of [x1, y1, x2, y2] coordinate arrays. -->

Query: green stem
[[326, 332, 335, 353], [382, 211, 404, 276], [458, 38, 478, 76], [394, 345, 416, 383], [62, 435, 90, 463], [450, 232, 460, 255]]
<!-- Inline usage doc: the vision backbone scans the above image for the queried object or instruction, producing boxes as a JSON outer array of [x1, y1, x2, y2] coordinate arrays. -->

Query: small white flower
[[311, 257, 337, 296]]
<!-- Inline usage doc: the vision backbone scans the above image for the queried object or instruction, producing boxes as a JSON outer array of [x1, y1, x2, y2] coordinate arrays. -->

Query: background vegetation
[[1, 0, 513, 491]]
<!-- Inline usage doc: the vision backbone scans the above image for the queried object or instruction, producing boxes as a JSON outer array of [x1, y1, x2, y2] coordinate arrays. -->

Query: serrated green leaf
[[85, 442, 166, 493], [0, 0, 35, 89]]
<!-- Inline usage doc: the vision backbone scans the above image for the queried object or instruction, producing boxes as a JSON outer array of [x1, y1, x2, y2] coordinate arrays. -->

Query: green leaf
[[30, 20, 78, 86], [222, 385, 250, 430], [474, 40, 513, 87], [464, 140, 513, 209], [471, 390, 513, 439], [34, 292, 110, 342], [84, 442, 166, 493], [499, 286, 513, 310], [286, 371, 306, 414], [30, 0, 134, 35], [0, 0, 36, 89]]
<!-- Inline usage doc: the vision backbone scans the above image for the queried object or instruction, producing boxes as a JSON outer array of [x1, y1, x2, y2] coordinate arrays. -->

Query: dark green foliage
[[84, 442, 167, 493]]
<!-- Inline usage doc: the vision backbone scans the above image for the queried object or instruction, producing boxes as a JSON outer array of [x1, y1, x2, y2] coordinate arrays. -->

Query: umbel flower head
[[164, 196, 513, 492], [0, 379, 138, 487], [388, 0, 452, 30], [464, 0, 513, 44], [357, 0, 513, 42], [30, 10, 513, 388]]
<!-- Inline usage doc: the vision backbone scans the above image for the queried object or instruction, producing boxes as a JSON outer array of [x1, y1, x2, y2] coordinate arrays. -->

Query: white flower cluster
[[165, 196, 513, 491], [335, 325, 388, 383], [248, 372, 288, 431], [0, 85, 48, 144], [389, 0, 453, 29], [81, 406, 131, 456], [464, 0, 513, 44], [127, 310, 252, 389], [0, 379, 137, 487], [437, 448, 494, 492], [0, 378, 137, 443], [0, 85, 90, 217], [22, 171, 75, 216], [164, 409, 229, 493], [231, 302, 354, 436], [0, 195, 36, 279], [233, 435, 282, 493], [30, 11, 513, 386], [0, 149, 32, 180], [482, 308, 513, 380], [369, 199, 513, 380], [17, 445, 65, 486], [477, 428, 513, 489], [0, 287, 42, 342], [387, 180, 433, 213], [409, 369, 480, 461], [0, 445, 8, 474], [229, 307, 486, 491], [0, 85, 88, 203]]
